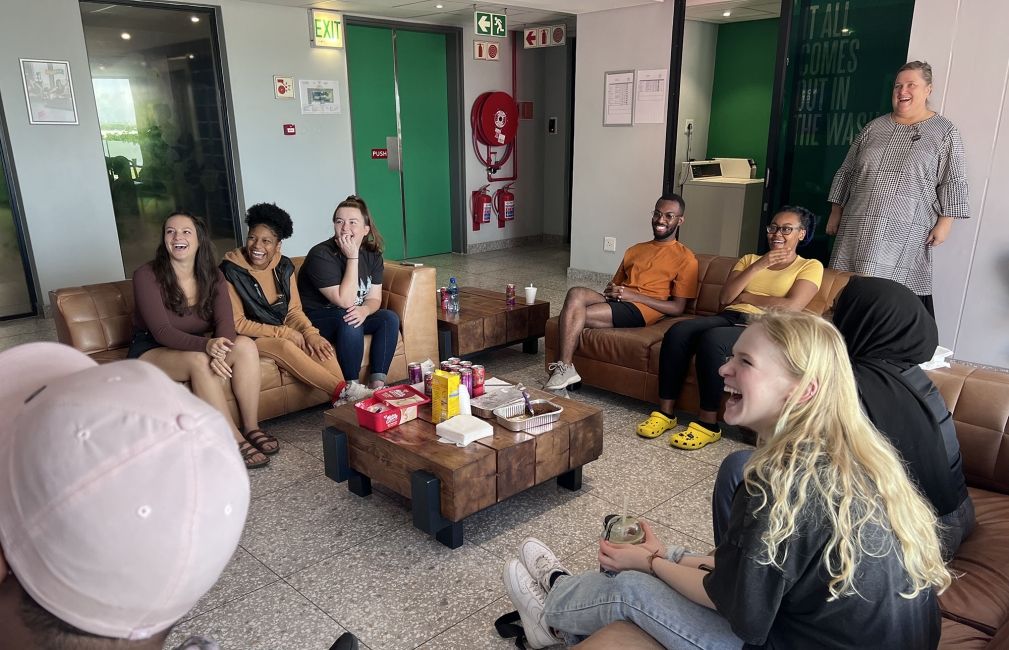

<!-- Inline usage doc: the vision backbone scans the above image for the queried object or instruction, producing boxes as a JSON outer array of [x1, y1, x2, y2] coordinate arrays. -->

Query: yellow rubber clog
[[636, 412, 678, 439], [670, 421, 721, 450]]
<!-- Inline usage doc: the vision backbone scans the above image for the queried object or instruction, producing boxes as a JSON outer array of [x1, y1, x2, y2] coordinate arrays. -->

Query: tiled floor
[[2, 245, 753, 649]]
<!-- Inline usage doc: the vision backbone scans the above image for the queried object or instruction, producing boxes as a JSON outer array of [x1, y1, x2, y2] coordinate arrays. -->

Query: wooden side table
[[436, 287, 549, 358]]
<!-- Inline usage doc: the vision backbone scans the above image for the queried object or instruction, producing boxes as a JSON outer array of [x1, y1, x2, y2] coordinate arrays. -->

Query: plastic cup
[[524, 285, 537, 305]]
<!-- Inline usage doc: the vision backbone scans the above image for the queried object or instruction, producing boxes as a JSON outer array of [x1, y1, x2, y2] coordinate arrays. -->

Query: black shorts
[[126, 330, 163, 359], [608, 300, 646, 328]]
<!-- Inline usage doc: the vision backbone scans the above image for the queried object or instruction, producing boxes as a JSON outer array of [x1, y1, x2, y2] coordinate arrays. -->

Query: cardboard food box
[[354, 385, 430, 432], [431, 369, 460, 424]]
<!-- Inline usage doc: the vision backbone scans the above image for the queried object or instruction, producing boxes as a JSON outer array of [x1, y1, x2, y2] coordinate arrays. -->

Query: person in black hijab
[[711, 276, 974, 559]]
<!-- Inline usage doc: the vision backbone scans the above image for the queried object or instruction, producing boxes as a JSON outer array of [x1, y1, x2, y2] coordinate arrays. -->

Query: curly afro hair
[[245, 203, 293, 240]]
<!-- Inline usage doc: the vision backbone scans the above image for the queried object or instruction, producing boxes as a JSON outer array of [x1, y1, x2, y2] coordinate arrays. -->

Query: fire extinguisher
[[493, 183, 515, 228], [471, 185, 492, 231]]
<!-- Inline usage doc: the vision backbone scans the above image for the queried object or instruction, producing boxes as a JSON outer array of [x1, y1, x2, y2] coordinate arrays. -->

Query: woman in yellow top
[[220, 203, 346, 413], [637, 206, 823, 449]]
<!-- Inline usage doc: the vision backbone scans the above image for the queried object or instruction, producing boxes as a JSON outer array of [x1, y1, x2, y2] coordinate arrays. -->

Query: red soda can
[[505, 283, 516, 306], [424, 371, 434, 396], [408, 362, 423, 384], [459, 360, 473, 368], [447, 357, 461, 365], [459, 368, 474, 396], [439, 287, 450, 310], [471, 364, 486, 395], [440, 360, 453, 371]]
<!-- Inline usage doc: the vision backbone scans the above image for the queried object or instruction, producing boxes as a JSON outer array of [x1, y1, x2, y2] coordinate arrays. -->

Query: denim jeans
[[305, 306, 400, 383], [544, 568, 743, 649]]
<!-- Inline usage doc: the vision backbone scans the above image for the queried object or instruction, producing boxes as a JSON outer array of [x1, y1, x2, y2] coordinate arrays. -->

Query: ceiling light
[[722, 10, 731, 17], [190, 15, 200, 23], [188, 54, 195, 59], [436, 3, 443, 7], [120, 32, 131, 40], [841, 27, 849, 33]]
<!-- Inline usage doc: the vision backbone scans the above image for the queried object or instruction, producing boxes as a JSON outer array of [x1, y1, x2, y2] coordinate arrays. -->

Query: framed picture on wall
[[20, 59, 79, 125]]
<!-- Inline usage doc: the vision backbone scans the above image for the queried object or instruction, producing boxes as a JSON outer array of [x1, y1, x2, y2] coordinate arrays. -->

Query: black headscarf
[[832, 276, 959, 515]]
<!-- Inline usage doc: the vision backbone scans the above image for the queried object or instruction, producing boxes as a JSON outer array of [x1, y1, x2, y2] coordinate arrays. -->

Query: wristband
[[647, 550, 662, 575], [347, 257, 358, 260]]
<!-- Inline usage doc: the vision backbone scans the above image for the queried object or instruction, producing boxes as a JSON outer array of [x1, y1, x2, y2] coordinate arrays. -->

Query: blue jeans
[[305, 306, 399, 383], [544, 569, 743, 649]]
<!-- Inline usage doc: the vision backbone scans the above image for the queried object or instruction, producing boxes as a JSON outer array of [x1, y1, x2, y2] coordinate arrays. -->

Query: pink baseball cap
[[0, 343, 250, 640]]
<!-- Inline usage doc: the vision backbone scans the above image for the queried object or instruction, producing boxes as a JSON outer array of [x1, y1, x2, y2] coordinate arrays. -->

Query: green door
[[346, 25, 453, 261]]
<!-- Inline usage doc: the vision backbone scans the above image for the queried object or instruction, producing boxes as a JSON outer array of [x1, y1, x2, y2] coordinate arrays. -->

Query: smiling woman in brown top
[[128, 211, 274, 469]]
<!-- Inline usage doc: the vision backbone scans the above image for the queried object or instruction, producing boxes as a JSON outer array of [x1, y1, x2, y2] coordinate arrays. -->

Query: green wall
[[707, 18, 779, 177]]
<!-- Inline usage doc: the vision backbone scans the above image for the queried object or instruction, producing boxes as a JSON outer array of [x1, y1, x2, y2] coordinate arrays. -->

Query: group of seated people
[[509, 193, 974, 648], [127, 195, 400, 469]]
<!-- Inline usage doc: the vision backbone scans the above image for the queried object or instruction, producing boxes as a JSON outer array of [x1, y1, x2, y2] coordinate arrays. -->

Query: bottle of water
[[448, 277, 460, 313]]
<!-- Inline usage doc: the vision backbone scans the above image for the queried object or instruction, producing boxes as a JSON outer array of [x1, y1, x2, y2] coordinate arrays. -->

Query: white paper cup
[[524, 286, 537, 305]]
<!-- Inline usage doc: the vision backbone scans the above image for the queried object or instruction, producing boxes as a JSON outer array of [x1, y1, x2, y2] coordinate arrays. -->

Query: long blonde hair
[[742, 311, 950, 600]]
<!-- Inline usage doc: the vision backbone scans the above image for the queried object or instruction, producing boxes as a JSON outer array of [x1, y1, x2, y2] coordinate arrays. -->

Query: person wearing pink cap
[[0, 342, 249, 647]]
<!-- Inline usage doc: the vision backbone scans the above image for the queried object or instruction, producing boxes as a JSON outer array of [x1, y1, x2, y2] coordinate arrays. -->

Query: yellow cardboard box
[[431, 369, 460, 423]]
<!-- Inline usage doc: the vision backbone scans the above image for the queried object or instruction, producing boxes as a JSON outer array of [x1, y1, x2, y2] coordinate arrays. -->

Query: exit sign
[[309, 9, 344, 48], [474, 11, 506, 38]]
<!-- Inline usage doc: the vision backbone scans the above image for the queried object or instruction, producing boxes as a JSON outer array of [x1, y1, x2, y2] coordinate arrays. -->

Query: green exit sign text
[[309, 9, 344, 48], [474, 11, 507, 38]]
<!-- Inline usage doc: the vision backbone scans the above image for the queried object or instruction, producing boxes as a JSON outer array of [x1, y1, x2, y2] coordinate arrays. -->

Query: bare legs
[[557, 287, 615, 364]]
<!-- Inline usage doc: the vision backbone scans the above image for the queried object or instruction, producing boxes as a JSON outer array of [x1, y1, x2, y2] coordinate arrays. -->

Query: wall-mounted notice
[[603, 70, 634, 126], [633, 68, 667, 124], [299, 79, 340, 115]]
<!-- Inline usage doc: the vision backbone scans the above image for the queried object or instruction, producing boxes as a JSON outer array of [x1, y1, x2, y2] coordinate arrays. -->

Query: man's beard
[[653, 224, 677, 241]]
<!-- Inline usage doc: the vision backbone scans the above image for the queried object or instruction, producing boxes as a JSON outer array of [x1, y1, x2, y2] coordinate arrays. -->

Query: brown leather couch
[[544, 254, 855, 412], [573, 363, 1009, 649], [49, 258, 438, 421]]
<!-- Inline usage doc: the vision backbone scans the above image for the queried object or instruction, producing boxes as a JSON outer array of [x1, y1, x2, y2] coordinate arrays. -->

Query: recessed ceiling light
[[188, 54, 195, 59], [722, 10, 731, 17], [120, 32, 131, 40], [841, 27, 849, 33], [190, 16, 200, 23], [435, 3, 443, 7]]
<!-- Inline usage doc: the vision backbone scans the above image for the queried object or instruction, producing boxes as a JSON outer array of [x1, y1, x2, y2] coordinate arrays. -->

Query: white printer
[[678, 158, 764, 257]]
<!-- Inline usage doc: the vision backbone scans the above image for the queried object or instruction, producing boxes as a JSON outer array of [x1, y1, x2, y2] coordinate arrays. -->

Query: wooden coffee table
[[436, 287, 550, 358], [321, 386, 603, 548]]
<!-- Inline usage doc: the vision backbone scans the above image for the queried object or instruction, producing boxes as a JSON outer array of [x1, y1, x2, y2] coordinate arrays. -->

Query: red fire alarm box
[[283, 124, 296, 136]]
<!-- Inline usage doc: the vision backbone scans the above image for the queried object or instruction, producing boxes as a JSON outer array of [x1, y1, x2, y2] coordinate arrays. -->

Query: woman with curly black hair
[[129, 211, 270, 469], [636, 206, 823, 449], [221, 203, 346, 410]]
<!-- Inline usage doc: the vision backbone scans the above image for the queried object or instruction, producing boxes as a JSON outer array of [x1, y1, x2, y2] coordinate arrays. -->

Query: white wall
[[216, 0, 356, 257], [0, 0, 356, 304], [674, 20, 718, 190], [0, 0, 124, 299], [569, 1, 675, 274], [909, 0, 1009, 368]]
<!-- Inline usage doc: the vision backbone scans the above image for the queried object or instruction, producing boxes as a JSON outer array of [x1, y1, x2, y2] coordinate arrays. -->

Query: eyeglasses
[[766, 224, 801, 235], [651, 210, 682, 220]]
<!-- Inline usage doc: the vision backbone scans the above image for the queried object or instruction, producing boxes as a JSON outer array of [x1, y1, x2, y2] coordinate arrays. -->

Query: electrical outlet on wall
[[684, 119, 695, 134], [603, 237, 617, 252]]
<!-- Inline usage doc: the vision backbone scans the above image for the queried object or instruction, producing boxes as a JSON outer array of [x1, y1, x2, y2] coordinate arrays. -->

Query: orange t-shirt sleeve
[[671, 255, 699, 299]]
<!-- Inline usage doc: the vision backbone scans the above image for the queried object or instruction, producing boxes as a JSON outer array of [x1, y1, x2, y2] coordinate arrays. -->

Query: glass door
[[0, 112, 36, 319], [80, 2, 239, 275]]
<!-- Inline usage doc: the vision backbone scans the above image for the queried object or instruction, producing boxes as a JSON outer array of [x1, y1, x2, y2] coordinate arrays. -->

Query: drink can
[[447, 357, 461, 365], [439, 287, 450, 311], [459, 368, 474, 396], [471, 364, 485, 394], [424, 371, 434, 396], [505, 283, 516, 306], [440, 360, 453, 371], [459, 360, 473, 368], [408, 362, 423, 384], [449, 364, 462, 373]]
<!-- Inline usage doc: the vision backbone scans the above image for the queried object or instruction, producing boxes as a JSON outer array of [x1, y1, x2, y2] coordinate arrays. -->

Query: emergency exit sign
[[309, 9, 344, 48], [475, 11, 506, 38]]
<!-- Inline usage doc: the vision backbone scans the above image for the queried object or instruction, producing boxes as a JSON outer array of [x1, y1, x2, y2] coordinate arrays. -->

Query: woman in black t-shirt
[[297, 196, 400, 404], [501, 311, 950, 649]]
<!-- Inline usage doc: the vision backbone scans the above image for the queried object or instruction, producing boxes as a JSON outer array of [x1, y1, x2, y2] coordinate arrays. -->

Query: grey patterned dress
[[828, 113, 969, 295]]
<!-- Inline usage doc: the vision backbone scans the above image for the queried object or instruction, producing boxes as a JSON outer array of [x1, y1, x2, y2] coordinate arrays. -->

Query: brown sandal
[[239, 441, 270, 469], [244, 428, 280, 455]]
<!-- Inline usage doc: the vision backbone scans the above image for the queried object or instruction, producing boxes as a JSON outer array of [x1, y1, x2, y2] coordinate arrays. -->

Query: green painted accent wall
[[706, 18, 779, 178]]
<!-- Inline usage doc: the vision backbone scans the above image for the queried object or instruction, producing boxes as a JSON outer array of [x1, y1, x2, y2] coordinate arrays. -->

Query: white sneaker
[[337, 381, 374, 405], [545, 361, 581, 390], [520, 537, 569, 593], [503, 559, 561, 649]]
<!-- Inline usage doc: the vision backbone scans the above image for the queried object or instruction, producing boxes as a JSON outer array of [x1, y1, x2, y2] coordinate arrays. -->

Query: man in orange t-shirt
[[546, 194, 699, 390]]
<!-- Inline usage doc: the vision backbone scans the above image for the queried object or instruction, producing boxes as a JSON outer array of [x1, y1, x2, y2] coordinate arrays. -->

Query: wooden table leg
[[322, 425, 372, 497], [438, 328, 453, 360], [411, 469, 464, 549], [522, 336, 539, 354], [557, 466, 583, 491]]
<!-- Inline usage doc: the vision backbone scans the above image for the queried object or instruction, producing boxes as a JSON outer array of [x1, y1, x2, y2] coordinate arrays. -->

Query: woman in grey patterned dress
[[825, 61, 970, 316]]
